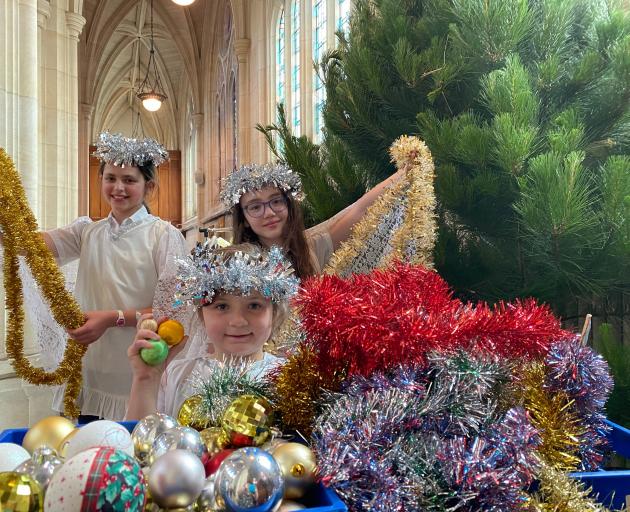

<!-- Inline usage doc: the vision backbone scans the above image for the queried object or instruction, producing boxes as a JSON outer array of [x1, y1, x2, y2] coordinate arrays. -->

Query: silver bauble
[[196, 475, 223, 511], [150, 426, 207, 464], [214, 447, 284, 512], [14, 446, 63, 490], [148, 449, 206, 508], [132, 413, 178, 465]]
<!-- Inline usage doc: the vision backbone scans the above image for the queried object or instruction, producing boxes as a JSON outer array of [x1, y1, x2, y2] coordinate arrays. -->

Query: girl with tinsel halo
[[222, 162, 405, 277], [125, 240, 297, 419], [25, 132, 188, 422]]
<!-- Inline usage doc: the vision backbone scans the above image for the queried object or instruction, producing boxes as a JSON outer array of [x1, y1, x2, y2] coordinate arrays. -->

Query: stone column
[[234, 38, 251, 164], [192, 112, 204, 219], [78, 102, 94, 216]]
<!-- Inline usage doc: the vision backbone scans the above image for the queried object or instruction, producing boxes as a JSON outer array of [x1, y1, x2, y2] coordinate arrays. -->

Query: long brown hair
[[232, 193, 316, 278]]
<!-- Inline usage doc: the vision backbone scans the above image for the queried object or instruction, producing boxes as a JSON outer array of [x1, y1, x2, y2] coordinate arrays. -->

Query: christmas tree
[[259, 0, 630, 314]]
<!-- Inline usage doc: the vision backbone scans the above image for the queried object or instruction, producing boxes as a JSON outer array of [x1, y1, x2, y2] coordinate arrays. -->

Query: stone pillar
[[234, 38, 251, 163], [192, 112, 204, 219], [78, 102, 94, 216]]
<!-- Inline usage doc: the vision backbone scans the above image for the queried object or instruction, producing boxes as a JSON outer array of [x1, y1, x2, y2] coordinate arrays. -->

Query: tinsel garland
[[325, 135, 437, 276], [0, 149, 86, 418]]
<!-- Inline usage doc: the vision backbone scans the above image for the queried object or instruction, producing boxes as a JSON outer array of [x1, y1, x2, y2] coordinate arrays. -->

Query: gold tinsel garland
[[325, 135, 437, 275], [0, 149, 86, 418]]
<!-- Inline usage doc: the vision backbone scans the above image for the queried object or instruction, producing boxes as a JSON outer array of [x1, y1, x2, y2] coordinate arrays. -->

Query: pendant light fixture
[[137, 0, 167, 112], [172, 0, 196, 5]]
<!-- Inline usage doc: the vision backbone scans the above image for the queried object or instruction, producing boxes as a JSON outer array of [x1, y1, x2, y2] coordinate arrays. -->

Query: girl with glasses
[[221, 163, 404, 278]]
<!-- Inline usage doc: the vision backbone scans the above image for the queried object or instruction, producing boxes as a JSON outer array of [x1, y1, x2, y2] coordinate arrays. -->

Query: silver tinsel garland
[[93, 131, 169, 167]]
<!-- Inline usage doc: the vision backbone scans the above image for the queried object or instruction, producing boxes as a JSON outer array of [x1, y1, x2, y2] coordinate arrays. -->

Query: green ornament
[[140, 339, 169, 366]]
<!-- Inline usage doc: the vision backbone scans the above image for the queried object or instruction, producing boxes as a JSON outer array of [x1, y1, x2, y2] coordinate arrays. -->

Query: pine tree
[[261, 0, 630, 314]]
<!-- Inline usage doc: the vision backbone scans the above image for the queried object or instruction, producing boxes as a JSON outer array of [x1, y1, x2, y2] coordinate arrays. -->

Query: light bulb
[[142, 97, 163, 111], [172, 0, 195, 5]]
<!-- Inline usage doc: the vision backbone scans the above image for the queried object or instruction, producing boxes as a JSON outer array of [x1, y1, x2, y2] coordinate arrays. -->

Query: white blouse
[[46, 206, 188, 420], [158, 353, 284, 418]]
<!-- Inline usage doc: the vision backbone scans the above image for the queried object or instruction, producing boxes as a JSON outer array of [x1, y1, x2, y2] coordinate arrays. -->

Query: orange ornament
[[157, 319, 185, 346]]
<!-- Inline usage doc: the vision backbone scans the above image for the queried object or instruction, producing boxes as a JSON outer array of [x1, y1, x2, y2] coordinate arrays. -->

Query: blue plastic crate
[[570, 420, 630, 511], [0, 421, 347, 511]]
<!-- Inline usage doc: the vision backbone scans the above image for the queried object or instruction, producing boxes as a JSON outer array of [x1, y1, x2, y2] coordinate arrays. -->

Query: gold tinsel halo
[[0, 149, 86, 418], [325, 135, 437, 276]]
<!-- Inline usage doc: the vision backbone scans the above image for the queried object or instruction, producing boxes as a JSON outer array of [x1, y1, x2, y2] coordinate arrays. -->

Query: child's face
[[201, 292, 273, 358], [101, 163, 152, 217], [240, 186, 289, 247]]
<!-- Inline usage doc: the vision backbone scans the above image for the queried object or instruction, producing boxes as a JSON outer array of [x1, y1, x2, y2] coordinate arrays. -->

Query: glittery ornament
[[22, 416, 76, 454], [199, 427, 230, 457], [271, 443, 317, 499], [179, 394, 211, 430], [148, 450, 205, 509], [221, 395, 275, 447], [0, 150, 87, 417], [14, 447, 63, 490], [131, 413, 178, 466], [214, 448, 284, 512], [219, 162, 303, 207], [93, 132, 168, 167], [150, 426, 207, 464], [176, 239, 299, 308], [0, 472, 43, 511]]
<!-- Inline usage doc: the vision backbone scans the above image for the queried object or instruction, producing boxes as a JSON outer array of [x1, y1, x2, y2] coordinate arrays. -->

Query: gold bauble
[[178, 394, 210, 431], [57, 427, 79, 459], [158, 319, 185, 346], [271, 443, 317, 500], [22, 416, 76, 454], [221, 394, 274, 447], [0, 472, 44, 511], [199, 427, 229, 457], [278, 501, 306, 511]]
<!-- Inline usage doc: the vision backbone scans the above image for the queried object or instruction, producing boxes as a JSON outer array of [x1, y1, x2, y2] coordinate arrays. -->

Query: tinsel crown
[[93, 132, 169, 167], [175, 237, 299, 307], [219, 163, 304, 207]]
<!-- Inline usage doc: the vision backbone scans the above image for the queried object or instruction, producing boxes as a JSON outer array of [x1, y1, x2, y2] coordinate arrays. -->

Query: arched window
[[276, 8, 286, 109], [336, 0, 350, 33], [312, 0, 326, 142], [290, 0, 301, 136]]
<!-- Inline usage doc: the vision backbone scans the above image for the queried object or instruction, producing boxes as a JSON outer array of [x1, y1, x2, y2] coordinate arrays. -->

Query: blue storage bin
[[570, 420, 630, 511], [0, 420, 347, 511]]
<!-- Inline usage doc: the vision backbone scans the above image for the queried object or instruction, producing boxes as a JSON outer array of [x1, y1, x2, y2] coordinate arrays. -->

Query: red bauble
[[204, 448, 235, 476]]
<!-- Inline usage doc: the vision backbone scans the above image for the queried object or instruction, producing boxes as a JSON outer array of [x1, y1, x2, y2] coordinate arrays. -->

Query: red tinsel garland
[[295, 263, 569, 378]]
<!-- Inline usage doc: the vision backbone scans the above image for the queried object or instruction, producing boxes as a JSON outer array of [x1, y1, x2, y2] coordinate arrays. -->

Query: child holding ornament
[[38, 133, 188, 422], [222, 163, 405, 277], [125, 241, 297, 419]]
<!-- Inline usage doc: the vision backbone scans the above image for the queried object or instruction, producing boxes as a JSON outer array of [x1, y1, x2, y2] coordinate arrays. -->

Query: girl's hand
[[66, 310, 116, 345]]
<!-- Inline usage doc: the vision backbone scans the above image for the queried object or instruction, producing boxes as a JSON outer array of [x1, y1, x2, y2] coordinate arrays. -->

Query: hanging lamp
[[137, 0, 167, 112]]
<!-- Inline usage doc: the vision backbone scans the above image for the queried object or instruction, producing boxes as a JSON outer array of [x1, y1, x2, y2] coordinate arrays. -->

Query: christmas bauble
[[65, 420, 133, 459], [45, 447, 146, 511], [22, 416, 76, 454], [58, 428, 78, 458], [148, 449, 205, 509], [0, 443, 31, 472], [131, 413, 178, 466], [203, 448, 235, 477], [14, 446, 63, 490], [200, 427, 230, 458], [150, 426, 207, 465], [139, 318, 159, 332], [260, 437, 288, 453], [178, 394, 211, 431], [214, 447, 284, 512], [158, 319, 185, 346], [221, 395, 274, 447], [271, 443, 317, 499], [0, 472, 43, 511], [140, 339, 169, 365], [195, 475, 220, 511], [278, 501, 307, 511]]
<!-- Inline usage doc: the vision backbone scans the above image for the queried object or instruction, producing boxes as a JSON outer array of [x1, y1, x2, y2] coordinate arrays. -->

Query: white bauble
[[65, 420, 133, 458], [0, 443, 30, 471]]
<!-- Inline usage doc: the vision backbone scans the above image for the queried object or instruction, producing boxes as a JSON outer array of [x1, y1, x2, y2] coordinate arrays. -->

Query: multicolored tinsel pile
[[270, 262, 616, 511]]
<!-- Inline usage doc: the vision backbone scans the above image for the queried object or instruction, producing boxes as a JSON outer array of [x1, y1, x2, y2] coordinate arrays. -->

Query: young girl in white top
[[222, 163, 405, 277], [126, 241, 297, 419], [42, 132, 187, 421]]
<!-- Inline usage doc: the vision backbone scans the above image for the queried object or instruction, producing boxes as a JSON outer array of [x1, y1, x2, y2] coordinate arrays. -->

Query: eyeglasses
[[242, 196, 288, 218]]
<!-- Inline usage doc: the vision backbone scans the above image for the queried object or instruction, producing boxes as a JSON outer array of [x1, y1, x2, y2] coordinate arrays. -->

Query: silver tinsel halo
[[219, 162, 304, 207], [93, 131, 169, 167], [175, 237, 299, 307]]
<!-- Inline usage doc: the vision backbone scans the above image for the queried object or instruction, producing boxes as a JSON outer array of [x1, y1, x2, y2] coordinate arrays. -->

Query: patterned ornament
[[149, 426, 207, 465], [45, 447, 146, 511], [271, 443, 317, 499], [131, 413, 178, 466], [178, 394, 211, 431], [14, 447, 63, 490], [214, 448, 284, 512], [22, 416, 76, 454], [64, 420, 134, 459], [221, 395, 275, 447], [0, 472, 43, 511], [148, 449, 205, 509]]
